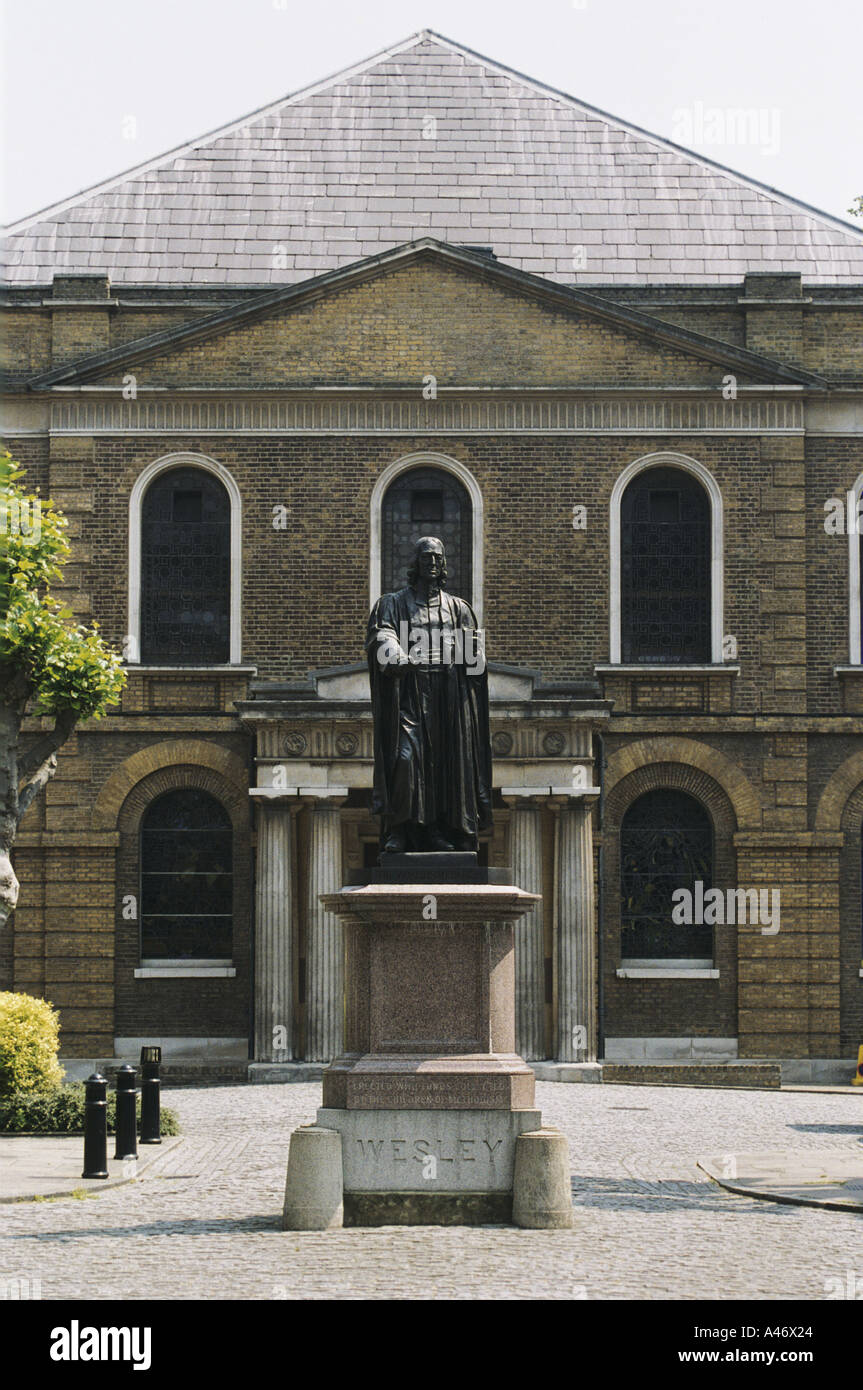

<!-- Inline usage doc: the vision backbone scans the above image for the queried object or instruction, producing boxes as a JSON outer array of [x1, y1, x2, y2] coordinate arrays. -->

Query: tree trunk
[[0, 694, 24, 931]]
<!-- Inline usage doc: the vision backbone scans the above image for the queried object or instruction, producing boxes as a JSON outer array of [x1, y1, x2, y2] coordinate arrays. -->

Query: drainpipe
[[247, 729, 256, 1064], [595, 732, 606, 1062]]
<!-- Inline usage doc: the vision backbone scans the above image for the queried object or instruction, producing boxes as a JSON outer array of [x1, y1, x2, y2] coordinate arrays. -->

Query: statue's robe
[[365, 585, 492, 841]]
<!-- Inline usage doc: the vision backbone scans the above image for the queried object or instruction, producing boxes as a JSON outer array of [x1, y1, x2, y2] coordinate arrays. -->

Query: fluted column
[[305, 793, 348, 1062], [253, 799, 297, 1062], [503, 793, 545, 1060], [554, 793, 599, 1062]]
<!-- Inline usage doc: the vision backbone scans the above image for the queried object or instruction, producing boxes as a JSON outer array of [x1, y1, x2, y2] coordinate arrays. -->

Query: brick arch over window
[[115, 762, 249, 839], [604, 737, 759, 830], [93, 740, 248, 830], [605, 761, 738, 843], [815, 750, 863, 832]]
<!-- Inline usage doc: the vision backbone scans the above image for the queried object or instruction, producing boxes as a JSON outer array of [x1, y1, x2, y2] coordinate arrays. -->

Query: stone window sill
[[616, 966, 719, 979], [125, 665, 258, 674], [135, 963, 236, 978], [595, 664, 740, 675]]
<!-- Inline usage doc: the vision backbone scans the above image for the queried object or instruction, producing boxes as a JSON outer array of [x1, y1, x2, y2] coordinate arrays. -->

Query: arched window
[[619, 465, 711, 663], [620, 789, 713, 962], [140, 467, 231, 664], [381, 466, 473, 601], [140, 789, 233, 960]]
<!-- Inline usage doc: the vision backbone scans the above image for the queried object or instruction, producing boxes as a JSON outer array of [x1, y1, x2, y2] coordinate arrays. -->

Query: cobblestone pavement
[[1, 1083, 861, 1300]]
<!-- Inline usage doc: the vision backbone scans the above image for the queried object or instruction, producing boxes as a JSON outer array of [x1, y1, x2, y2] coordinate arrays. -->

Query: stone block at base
[[282, 1125, 344, 1230], [317, 1106, 541, 1192], [512, 1128, 574, 1229], [344, 1192, 512, 1226]]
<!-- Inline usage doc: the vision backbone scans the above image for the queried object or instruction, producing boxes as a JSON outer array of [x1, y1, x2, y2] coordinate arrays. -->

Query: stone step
[[532, 1061, 782, 1089]]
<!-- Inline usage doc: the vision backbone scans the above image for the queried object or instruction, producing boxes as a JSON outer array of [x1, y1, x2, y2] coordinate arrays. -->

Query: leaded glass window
[[620, 466, 710, 663], [140, 789, 233, 959], [381, 468, 472, 601], [620, 789, 713, 960], [140, 467, 231, 664]]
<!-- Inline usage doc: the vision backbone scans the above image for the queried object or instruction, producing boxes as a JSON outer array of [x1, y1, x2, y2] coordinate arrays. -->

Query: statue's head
[[407, 536, 447, 588]]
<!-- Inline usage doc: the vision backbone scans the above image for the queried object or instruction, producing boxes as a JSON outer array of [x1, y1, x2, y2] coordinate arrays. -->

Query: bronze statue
[[366, 537, 492, 854]]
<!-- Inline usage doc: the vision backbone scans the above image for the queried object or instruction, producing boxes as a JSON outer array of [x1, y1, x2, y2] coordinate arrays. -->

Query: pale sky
[[2, 0, 861, 228]]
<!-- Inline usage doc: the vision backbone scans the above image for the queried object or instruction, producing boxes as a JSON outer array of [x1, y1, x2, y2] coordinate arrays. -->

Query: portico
[[238, 664, 610, 1064]]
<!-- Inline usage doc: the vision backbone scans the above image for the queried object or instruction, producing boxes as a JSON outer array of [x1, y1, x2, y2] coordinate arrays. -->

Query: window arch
[[140, 788, 233, 960], [369, 453, 484, 618], [128, 453, 242, 665], [620, 788, 714, 962], [610, 452, 723, 664]]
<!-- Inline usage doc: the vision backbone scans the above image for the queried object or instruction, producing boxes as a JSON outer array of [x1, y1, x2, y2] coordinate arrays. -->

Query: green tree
[[849, 196, 863, 220], [0, 450, 125, 927]]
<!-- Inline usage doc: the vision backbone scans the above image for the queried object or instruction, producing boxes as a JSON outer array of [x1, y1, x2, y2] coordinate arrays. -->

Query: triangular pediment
[[29, 241, 823, 390]]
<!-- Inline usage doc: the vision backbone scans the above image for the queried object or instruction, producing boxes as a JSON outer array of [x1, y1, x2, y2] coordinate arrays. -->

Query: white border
[[127, 451, 242, 665], [609, 450, 724, 665], [369, 451, 484, 622], [848, 472, 863, 665]]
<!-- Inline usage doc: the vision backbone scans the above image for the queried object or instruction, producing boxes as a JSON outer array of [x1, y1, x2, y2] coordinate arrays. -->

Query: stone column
[[553, 793, 599, 1062], [305, 792, 348, 1062], [503, 793, 545, 1060], [253, 798, 297, 1062]]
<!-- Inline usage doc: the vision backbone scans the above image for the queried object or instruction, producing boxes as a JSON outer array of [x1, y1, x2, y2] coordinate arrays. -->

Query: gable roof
[[26, 240, 827, 389], [5, 30, 862, 287]]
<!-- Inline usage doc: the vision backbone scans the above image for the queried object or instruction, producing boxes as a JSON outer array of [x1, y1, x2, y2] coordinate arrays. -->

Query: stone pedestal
[[303, 874, 567, 1226]]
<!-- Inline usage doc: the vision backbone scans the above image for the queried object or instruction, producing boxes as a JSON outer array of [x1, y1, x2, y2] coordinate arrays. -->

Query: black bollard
[[114, 1064, 138, 1161], [82, 1073, 109, 1179], [139, 1046, 162, 1145]]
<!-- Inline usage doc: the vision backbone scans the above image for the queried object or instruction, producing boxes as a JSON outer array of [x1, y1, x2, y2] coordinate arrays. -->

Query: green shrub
[[0, 992, 64, 1097], [0, 1083, 179, 1136]]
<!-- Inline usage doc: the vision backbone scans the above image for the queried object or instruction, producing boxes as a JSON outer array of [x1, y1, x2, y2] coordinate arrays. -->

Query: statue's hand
[[463, 627, 486, 675], [376, 634, 410, 675]]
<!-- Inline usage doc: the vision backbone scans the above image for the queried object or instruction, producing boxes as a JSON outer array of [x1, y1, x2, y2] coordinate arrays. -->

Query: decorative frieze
[[45, 391, 805, 437]]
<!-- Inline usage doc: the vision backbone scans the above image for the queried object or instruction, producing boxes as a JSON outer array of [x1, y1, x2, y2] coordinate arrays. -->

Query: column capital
[[501, 789, 548, 807], [299, 787, 350, 807], [547, 787, 600, 809]]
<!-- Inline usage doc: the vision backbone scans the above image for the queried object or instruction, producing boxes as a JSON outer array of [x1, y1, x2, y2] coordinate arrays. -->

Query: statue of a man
[[366, 536, 492, 854]]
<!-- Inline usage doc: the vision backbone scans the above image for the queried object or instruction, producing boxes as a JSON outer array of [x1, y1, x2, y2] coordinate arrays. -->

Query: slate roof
[[4, 30, 862, 286]]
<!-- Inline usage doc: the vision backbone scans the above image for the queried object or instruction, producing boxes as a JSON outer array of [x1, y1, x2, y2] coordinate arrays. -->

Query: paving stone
[[1, 1082, 861, 1300]]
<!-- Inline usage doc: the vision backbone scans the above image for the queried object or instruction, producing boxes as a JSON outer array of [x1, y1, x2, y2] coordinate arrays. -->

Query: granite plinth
[[317, 1106, 542, 1191], [319, 881, 540, 1113]]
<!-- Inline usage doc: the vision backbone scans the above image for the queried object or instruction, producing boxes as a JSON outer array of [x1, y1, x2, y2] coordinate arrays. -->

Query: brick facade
[[1, 35, 861, 1065]]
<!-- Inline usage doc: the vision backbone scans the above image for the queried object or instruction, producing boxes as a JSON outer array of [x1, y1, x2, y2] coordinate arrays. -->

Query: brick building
[[2, 31, 862, 1074]]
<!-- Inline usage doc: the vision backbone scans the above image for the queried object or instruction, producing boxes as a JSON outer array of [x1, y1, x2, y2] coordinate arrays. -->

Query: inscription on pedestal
[[317, 1107, 542, 1192]]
